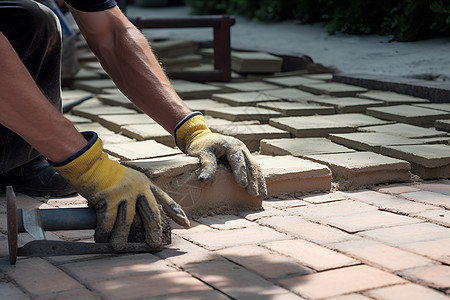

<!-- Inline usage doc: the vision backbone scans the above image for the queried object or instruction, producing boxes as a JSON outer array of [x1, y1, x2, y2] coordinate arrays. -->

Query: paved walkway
[[0, 4, 450, 299]]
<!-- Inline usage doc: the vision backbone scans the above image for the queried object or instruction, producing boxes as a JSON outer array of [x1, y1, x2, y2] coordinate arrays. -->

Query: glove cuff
[[49, 131, 103, 182], [174, 112, 211, 153]]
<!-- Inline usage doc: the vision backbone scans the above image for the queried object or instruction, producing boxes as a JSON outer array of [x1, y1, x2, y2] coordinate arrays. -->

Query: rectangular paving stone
[[262, 239, 359, 272], [231, 51, 283, 73], [72, 78, 117, 93], [256, 155, 332, 195], [359, 123, 448, 139], [305, 73, 333, 81], [62, 88, 93, 102], [215, 245, 313, 280], [123, 156, 262, 216], [277, 265, 405, 299], [121, 123, 175, 147], [320, 113, 393, 127], [257, 101, 335, 116], [358, 90, 430, 105], [160, 54, 202, 70], [358, 223, 450, 246], [75, 122, 117, 137], [329, 239, 435, 272], [308, 97, 384, 113], [205, 106, 282, 123], [97, 93, 139, 110], [435, 119, 450, 132], [209, 124, 290, 152], [72, 105, 137, 122], [412, 209, 450, 227], [224, 81, 280, 92], [171, 80, 222, 99], [64, 114, 91, 124], [305, 152, 411, 188], [329, 132, 422, 152], [414, 102, 450, 112], [260, 137, 356, 157], [399, 265, 450, 291], [401, 238, 450, 264], [264, 76, 323, 87], [103, 140, 180, 161], [264, 88, 318, 101], [299, 82, 368, 97], [400, 190, 450, 209], [151, 39, 198, 58], [97, 113, 156, 132], [380, 144, 450, 179], [366, 105, 450, 127], [212, 91, 281, 106], [365, 283, 450, 300], [183, 99, 230, 113]]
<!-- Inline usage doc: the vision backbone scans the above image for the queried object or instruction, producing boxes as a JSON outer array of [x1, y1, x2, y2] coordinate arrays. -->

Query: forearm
[[70, 6, 191, 133], [0, 33, 87, 162]]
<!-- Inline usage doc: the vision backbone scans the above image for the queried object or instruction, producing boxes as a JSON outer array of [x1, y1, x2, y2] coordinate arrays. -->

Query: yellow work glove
[[50, 132, 189, 251], [174, 112, 267, 198]]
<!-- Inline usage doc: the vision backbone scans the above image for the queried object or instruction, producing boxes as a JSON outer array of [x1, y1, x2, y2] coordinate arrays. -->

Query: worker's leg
[[0, 0, 74, 196]]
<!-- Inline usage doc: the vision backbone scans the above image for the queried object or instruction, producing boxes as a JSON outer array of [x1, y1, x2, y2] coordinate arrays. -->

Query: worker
[[0, 0, 267, 251]]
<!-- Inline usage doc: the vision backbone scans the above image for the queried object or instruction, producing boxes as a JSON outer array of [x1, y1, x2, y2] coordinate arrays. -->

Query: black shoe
[[0, 156, 75, 197]]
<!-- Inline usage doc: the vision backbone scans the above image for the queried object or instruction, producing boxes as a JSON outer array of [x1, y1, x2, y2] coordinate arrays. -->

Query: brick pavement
[[0, 37, 450, 299]]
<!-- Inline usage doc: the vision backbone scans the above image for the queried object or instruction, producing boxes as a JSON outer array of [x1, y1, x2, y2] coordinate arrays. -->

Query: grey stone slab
[[269, 116, 355, 138], [260, 137, 356, 157], [305, 73, 333, 81], [416, 136, 450, 145], [103, 140, 180, 161], [97, 93, 139, 110], [320, 113, 393, 128], [299, 82, 368, 97], [184, 99, 231, 113], [65, 114, 92, 124], [75, 122, 117, 136], [435, 119, 450, 132], [97, 114, 156, 132], [366, 105, 450, 127], [171, 80, 223, 99], [205, 106, 282, 123], [231, 51, 283, 73], [264, 88, 318, 101], [161, 54, 202, 70], [212, 92, 281, 106], [121, 123, 175, 147], [72, 79, 117, 93], [62, 89, 93, 102], [358, 90, 430, 105], [264, 76, 323, 87], [224, 81, 280, 92], [380, 144, 450, 179], [256, 101, 335, 116], [151, 39, 198, 58], [308, 97, 384, 113], [72, 105, 138, 122], [414, 103, 450, 112], [329, 132, 422, 152], [305, 151, 411, 188], [358, 123, 448, 139], [209, 124, 290, 152], [101, 134, 134, 145]]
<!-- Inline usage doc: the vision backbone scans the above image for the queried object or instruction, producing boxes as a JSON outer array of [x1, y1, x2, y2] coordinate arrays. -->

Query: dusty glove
[[50, 132, 190, 251], [175, 112, 267, 198]]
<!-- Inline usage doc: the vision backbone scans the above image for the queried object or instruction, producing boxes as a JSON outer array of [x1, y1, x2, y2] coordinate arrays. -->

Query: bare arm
[[0, 32, 87, 162], [67, 5, 191, 133]]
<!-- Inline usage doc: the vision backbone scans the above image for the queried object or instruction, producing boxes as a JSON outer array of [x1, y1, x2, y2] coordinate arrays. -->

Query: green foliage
[[183, 0, 450, 41]]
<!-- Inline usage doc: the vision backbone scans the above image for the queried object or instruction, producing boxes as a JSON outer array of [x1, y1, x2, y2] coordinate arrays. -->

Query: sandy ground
[[126, 5, 450, 81]]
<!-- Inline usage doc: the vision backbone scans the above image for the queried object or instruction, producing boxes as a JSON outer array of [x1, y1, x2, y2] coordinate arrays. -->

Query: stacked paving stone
[[0, 38, 449, 300]]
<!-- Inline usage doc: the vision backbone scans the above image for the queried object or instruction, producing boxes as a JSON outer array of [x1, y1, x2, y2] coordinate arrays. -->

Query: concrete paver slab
[[121, 123, 174, 146], [359, 123, 448, 139], [320, 113, 393, 127], [64, 114, 91, 124], [264, 76, 323, 87], [209, 124, 290, 152], [305, 151, 411, 188], [97, 113, 156, 132], [62, 88, 93, 101], [299, 82, 368, 96], [413, 103, 450, 112], [72, 105, 138, 122], [308, 97, 384, 113], [97, 93, 139, 110], [260, 137, 356, 157], [161, 54, 202, 70], [380, 144, 450, 179], [366, 104, 450, 127], [183, 99, 230, 113], [435, 119, 450, 132], [212, 91, 281, 106], [103, 140, 180, 160], [358, 90, 430, 105], [72, 79, 117, 93], [305, 73, 333, 81], [231, 51, 283, 73], [412, 209, 450, 227], [74, 122, 118, 136], [224, 81, 280, 92], [264, 88, 318, 101], [365, 283, 450, 300], [400, 190, 450, 209], [205, 106, 282, 123], [171, 80, 222, 99], [401, 238, 450, 264], [399, 265, 450, 291], [151, 39, 198, 58], [277, 265, 405, 299], [257, 101, 335, 116], [329, 132, 422, 152]]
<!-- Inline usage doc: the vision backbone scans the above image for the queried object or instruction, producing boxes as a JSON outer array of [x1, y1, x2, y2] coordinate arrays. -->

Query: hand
[[175, 112, 267, 198], [50, 132, 189, 251]]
